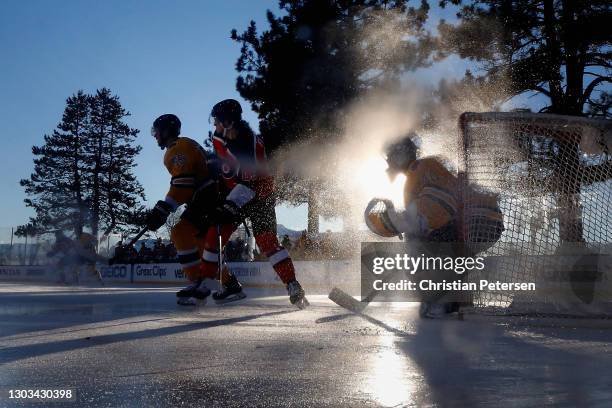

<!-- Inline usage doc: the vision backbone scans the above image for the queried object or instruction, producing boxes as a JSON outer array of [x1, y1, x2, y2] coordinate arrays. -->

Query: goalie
[[364, 135, 504, 318]]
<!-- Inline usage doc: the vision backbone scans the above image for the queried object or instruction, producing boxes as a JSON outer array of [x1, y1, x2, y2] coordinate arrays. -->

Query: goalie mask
[[385, 134, 418, 180]]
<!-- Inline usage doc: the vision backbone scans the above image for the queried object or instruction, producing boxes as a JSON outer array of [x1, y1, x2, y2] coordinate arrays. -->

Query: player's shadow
[[0, 309, 296, 365], [3, 317, 177, 341], [0, 289, 211, 338]]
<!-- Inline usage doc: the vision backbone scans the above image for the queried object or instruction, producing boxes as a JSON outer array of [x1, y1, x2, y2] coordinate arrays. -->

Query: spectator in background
[[126, 245, 138, 263], [166, 242, 177, 262], [225, 237, 248, 262], [138, 244, 153, 263], [281, 234, 292, 251]]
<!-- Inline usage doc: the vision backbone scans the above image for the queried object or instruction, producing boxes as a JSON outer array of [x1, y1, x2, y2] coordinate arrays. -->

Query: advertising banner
[[0, 265, 51, 281]]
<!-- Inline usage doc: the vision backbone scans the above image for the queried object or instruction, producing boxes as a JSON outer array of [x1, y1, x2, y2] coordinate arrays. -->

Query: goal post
[[458, 112, 612, 316]]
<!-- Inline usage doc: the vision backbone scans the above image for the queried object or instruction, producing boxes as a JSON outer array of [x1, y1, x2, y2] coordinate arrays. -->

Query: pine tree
[[438, 0, 611, 116], [20, 89, 146, 241], [232, 0, 434, 231], [86, 88, 146, 238], [232, 0, 433, 153], [20, 91, 91, 237]]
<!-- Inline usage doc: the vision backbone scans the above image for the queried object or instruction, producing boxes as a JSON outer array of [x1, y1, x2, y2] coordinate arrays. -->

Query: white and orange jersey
[[212, 128, 274, 199], [163, 137, 213, 209]]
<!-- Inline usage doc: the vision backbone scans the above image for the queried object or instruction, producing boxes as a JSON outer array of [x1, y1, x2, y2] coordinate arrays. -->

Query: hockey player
[[147, 114, 245, 306], [202, 99, 308, 308], [47, 231, 104, 284], [364, 135, 504, 318]]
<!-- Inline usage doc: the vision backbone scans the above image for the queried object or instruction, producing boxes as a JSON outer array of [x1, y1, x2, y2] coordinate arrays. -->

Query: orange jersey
[[404, 157, 501, 231], [163, 137, 211, 208]]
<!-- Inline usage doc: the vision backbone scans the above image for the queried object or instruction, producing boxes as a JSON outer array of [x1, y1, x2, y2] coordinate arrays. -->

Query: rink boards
[[0, 261, 360, 293]]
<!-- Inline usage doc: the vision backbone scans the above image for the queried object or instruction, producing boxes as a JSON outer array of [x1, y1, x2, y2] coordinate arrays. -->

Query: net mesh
[[458, 112, 612, 316]]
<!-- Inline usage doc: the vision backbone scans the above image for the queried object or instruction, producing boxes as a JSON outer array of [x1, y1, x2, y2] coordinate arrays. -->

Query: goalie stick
[[329, 278, 466, 319], [328, 268, 399, 313], [329, 241, 470, 316]]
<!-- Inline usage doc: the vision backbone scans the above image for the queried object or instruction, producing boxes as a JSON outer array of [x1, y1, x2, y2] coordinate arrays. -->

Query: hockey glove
[[146, 200, 173, 231], [210, 200, 242, 225]]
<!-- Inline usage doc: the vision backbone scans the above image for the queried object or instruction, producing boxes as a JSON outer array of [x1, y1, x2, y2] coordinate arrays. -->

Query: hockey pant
[[170, 218, 210, 282], [200, 196, 297, 284]]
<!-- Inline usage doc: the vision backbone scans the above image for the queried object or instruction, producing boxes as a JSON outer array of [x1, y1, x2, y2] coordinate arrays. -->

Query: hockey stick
[[125, 227, 148, 247], [217, 224, 224, 291], [328, 268, 400, 313], [329, 239, 430, 313], [107, 227, 147, 265]]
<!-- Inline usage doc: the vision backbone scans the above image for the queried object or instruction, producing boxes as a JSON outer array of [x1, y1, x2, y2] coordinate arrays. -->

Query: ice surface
[[1, 282, 612, 407]]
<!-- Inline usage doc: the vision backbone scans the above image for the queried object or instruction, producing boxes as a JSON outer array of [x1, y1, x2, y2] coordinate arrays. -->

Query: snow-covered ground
[[1, 282, 611, 407]]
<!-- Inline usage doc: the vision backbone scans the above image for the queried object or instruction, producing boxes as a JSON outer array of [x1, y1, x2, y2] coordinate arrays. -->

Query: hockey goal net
[[458, 112, 612, 317]]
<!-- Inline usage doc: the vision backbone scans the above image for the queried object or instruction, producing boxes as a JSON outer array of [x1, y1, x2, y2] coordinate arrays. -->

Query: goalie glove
[[364, 198, 428, 238], [364, 198, 401, 237], [146, 200, 173, 231]]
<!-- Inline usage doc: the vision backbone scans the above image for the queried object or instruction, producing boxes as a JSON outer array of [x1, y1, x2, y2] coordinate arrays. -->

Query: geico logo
[[136, 265, 167, 277], [102, 266, 127, 278]]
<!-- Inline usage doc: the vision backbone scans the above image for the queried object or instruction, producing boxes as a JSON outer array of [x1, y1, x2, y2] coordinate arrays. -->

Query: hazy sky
[[0, 1, 543, 239]]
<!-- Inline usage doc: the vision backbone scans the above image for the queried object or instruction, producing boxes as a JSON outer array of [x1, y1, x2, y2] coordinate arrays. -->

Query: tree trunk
[[73, 119, 84, 238], [91, 123, 104, 240], [542, 0, 562, 104], [307, 190, 319, 235]]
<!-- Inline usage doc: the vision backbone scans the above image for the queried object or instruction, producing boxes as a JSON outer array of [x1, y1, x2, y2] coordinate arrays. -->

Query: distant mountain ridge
[[277, 224, 302, 239]]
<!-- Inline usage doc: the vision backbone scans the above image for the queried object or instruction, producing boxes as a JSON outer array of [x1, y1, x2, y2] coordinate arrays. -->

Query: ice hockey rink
[[1, 282, 612, 408]]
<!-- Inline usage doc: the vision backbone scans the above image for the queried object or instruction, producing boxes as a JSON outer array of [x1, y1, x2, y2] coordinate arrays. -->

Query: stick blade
[[328, 287, 366, 313]]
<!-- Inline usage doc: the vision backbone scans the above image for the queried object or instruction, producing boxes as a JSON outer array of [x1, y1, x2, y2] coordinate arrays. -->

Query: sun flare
[[351, 156, 406, 208]]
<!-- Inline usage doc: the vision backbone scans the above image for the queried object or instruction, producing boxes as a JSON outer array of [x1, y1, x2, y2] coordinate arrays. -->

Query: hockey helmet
[[210, 99, 242, 126], [152, 114, 181, 149]]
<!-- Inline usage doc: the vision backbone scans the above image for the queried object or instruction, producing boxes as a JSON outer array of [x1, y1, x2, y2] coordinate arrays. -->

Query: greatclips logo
[[135, 265, 167, 278]]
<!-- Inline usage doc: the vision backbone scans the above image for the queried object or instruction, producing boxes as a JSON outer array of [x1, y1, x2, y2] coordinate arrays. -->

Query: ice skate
[[176, 280, 200, 299], [212, 273, 247, 304], [177, 280, 211, 306], [287, 280, 309, 309], [419, 302, 458, 319]]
